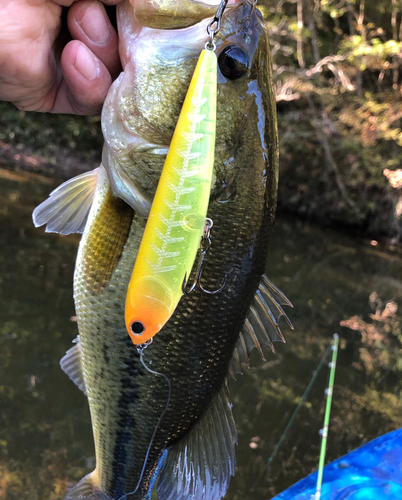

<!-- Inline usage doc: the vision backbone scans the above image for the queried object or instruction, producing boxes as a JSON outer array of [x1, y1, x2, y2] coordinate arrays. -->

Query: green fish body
[[33, 1, 292, 499]]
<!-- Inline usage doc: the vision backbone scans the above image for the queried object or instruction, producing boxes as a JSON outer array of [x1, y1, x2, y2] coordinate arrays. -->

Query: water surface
[[1, 172, 401, 499]]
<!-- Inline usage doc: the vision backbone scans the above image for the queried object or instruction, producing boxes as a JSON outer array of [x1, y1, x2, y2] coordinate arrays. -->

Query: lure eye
[[218, 45, 249, 80], [131, 321, 146, 335]]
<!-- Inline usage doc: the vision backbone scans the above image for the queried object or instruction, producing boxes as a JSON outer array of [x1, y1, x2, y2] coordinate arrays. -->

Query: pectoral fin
[[230, 274, 293, 376], [32, 168, 99, 235], [157, 381, 237, 500], [60, 337, 87, 395]]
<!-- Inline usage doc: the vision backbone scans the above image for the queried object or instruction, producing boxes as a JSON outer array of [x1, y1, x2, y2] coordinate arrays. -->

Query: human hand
[[0, 0, 121, 114]]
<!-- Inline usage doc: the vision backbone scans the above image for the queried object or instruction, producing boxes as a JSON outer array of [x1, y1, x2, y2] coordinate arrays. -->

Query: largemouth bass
[[33, 1, 292, 499]]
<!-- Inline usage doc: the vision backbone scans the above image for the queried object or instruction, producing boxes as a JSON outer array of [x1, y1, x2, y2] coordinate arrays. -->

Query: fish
[[32, 0, 293, 499]]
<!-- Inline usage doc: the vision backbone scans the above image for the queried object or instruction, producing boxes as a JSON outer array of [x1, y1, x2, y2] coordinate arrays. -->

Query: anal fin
[[60, 337, 87, 395], [32, 167, 99, 235], [157, 381, 237, 500], [230, 274, 294, 375]]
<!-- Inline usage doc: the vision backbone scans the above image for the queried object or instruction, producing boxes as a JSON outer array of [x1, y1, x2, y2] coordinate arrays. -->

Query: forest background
[[1, 1, 402, 497], [0, 0, 401, 244]]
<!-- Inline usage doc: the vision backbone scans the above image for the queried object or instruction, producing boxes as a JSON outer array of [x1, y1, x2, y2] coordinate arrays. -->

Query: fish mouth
[[132, 0, 242, 29]]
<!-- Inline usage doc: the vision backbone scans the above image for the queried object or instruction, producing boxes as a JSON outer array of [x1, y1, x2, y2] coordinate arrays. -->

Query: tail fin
[[65, 472, 112, 500]]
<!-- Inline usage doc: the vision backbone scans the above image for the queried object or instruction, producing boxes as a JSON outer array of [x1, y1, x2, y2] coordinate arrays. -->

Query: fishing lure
[[125, 2, 229, 345]]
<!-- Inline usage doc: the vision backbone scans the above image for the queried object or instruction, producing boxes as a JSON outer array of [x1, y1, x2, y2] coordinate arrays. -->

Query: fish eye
[[131, 321, 145, 335], [218, 45, 249, 80]]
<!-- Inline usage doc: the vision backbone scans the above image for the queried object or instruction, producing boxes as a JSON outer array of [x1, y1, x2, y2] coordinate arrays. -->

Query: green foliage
[[259, 0, 402, 242], [340, 36, 402, 69]]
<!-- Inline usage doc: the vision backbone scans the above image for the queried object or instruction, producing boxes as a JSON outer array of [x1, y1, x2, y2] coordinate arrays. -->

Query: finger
[[52, 40, 112, 114], [68, 1, 121, 79], [54, 0, 121, 8]]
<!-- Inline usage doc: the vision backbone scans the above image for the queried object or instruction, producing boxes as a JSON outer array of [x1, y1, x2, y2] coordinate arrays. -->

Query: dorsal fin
[[32, 167, 99, 235], [230, 275, 293, 376], [157, 381, 237, 500], [60, 337, 87, 395]]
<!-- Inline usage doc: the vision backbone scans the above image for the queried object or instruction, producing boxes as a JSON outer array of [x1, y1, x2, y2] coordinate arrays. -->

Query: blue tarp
[[271, 429, 402, 500]]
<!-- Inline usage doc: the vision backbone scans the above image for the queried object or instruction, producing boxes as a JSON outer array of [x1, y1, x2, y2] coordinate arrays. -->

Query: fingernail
[[78, 2, 111, 45], [75, 45, 99, 80]]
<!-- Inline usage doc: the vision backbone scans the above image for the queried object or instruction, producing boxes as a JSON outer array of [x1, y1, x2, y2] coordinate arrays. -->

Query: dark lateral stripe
[[110, 334, 141, 496]]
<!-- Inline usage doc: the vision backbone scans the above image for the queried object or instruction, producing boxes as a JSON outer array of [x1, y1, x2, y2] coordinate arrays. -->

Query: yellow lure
[[125, 48, 217, 345]]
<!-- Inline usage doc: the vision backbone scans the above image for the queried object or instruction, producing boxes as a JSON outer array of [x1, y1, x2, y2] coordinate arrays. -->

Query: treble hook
[[182, 218, 226, 296]]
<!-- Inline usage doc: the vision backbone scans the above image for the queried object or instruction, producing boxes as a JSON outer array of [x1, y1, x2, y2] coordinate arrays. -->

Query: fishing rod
[[251, 339, 334, 491], [315, 333, 339, 500], [251, 334, 340, 493]]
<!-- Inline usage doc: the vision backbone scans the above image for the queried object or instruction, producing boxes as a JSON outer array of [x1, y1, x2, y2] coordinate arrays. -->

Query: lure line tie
[[206, 0, 230, 50]]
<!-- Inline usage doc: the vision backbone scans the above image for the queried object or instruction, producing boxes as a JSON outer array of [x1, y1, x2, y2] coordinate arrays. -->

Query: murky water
[[1, 172, 402, 500]]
